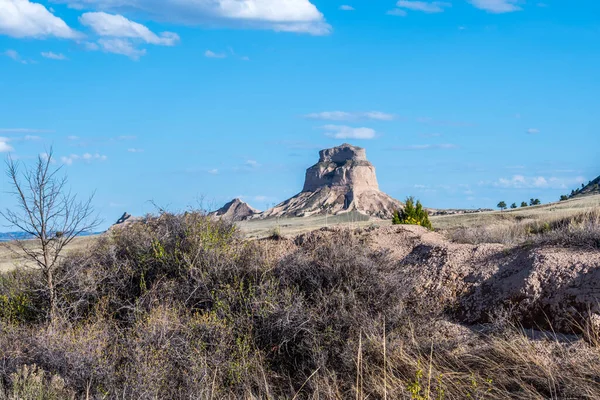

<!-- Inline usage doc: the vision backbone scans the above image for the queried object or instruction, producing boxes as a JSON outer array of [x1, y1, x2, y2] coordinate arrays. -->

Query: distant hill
[[0, 231, 100, 242], [209, 199, 260, 222], [0, 232, 34, 242], [570, 175, 600, 198]]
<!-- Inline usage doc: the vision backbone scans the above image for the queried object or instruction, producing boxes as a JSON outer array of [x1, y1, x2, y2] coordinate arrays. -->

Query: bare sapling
[[1, 148, 100, 321]]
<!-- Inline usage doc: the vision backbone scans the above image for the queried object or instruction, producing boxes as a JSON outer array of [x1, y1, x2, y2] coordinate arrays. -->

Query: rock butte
[[211, 144, 402, 221], [248, 143, 402, 219]]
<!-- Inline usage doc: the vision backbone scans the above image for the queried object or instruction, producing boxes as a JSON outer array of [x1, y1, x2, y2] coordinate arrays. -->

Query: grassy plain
[[1, 194, 598, 272]]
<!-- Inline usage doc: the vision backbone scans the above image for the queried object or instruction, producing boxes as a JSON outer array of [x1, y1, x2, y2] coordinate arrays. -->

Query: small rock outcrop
[[110, 212, 142, 231], [210, 198, 259, 221], [261, 143, 402, 219]]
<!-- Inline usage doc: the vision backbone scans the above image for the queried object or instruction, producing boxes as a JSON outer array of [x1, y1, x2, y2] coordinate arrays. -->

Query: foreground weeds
[[1, 211, 600, 399]]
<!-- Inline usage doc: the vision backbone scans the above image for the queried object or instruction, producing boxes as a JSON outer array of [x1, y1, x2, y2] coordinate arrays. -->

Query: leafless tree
[[1, 149, 100, 320]]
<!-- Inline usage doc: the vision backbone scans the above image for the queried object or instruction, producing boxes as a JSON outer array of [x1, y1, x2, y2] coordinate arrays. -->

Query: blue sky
[[1, 0, 599, 229]]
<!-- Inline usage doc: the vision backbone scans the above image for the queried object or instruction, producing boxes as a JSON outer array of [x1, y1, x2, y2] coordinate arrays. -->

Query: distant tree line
[[497, 198, 541, 211]]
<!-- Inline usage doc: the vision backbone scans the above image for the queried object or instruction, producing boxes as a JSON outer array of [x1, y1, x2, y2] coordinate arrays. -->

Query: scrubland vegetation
[[2, 211, 600, 399], [447, 208, 600, 248]]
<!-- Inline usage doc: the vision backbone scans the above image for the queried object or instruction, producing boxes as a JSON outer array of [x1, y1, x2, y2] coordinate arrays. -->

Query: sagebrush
[[1, 211, 600, 399]]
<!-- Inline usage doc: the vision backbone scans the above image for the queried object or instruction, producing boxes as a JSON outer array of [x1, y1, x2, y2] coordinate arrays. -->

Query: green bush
[[392, 197, 433, 230]]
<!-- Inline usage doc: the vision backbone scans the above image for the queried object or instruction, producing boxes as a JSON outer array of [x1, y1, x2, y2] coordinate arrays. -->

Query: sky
[[0, 0, 599, 230]]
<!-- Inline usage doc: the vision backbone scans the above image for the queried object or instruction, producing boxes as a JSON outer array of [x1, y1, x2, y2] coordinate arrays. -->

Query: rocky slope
[[259, 143, 402, 219], [572, 175, 600, 198], [210, 198, 260, 221]]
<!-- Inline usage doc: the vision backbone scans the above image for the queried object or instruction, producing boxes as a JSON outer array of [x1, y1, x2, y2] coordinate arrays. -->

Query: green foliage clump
[[392, 197, 432, 230], [0, 293, 33, 324]]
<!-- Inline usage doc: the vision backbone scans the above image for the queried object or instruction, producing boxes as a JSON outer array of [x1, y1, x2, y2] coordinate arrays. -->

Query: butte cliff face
[[261, 143, 402, 219]]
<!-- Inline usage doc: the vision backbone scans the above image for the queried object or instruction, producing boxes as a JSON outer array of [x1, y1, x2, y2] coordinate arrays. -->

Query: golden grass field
[[1, 194, 598, 272], [0, 236, 94, 273]]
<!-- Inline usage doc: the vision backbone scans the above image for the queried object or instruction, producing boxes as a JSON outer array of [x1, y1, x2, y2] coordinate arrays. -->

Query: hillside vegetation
[[2, 211, 600, 399], [571, 175, 600, 198]]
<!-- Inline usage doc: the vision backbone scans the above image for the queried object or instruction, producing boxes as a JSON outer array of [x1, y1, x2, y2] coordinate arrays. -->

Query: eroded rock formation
[[210, 198, 260, 221], [261, 143, 402, 219]]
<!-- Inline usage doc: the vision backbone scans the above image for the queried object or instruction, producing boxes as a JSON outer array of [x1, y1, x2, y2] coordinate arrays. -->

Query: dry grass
[[447, 207, 600, 248], [2, 211, 600, 398], [0, 237, 95, 273]]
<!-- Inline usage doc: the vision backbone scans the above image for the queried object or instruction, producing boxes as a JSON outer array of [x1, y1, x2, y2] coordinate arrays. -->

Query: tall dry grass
[[447, 208, 600, 248], [1, 211, 600, 399]]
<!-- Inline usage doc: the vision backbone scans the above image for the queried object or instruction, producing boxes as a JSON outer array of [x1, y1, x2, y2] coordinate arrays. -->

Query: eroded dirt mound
[[307, 225, 600, 334]]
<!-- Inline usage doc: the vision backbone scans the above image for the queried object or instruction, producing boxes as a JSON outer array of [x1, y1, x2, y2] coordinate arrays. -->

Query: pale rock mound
[[210, 198, 259, 221], [260, 143, 402, 219]]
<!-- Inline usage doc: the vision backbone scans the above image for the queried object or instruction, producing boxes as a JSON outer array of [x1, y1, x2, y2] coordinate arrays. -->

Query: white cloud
[[395, 1, 451, 13], [468, 0, 521, 13], [41, 51, 67, 60], [23, 135, 41, 140], [67, 135, 79, 140], [253, 195, 271, 202], [305, 111, 395, 121], [3, 49, 25, 63], [245, 159, 260, 168], [0, 128, 54, 133], [55, 0, 331, 35], [416, 117, 475, 127], [127, 148, 144, 153], [79, 12, 180, 45], [391, 143, 458, 150], [96, 38, 146, 59], [339, 5, 354, 11], [0, 137, 14, 152], [208, 168, 219, 175], [527, 128, 540, 134], [82, 41, 99, 51], [322, 125, 377, 140], [61, 152, 107, 165], [205, 50, 226, 59], [495, 175, 586, 189], [387, 9, 407, 16], [0, 0, 79, 39]]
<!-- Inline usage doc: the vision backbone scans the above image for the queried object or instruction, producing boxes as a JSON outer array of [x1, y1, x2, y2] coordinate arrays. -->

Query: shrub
[[393, 197, 433, 230], [3, 210, 600, 399]]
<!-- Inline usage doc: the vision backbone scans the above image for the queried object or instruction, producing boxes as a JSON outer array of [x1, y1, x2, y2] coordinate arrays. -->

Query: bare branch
[[1, 147, 100, 321]]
